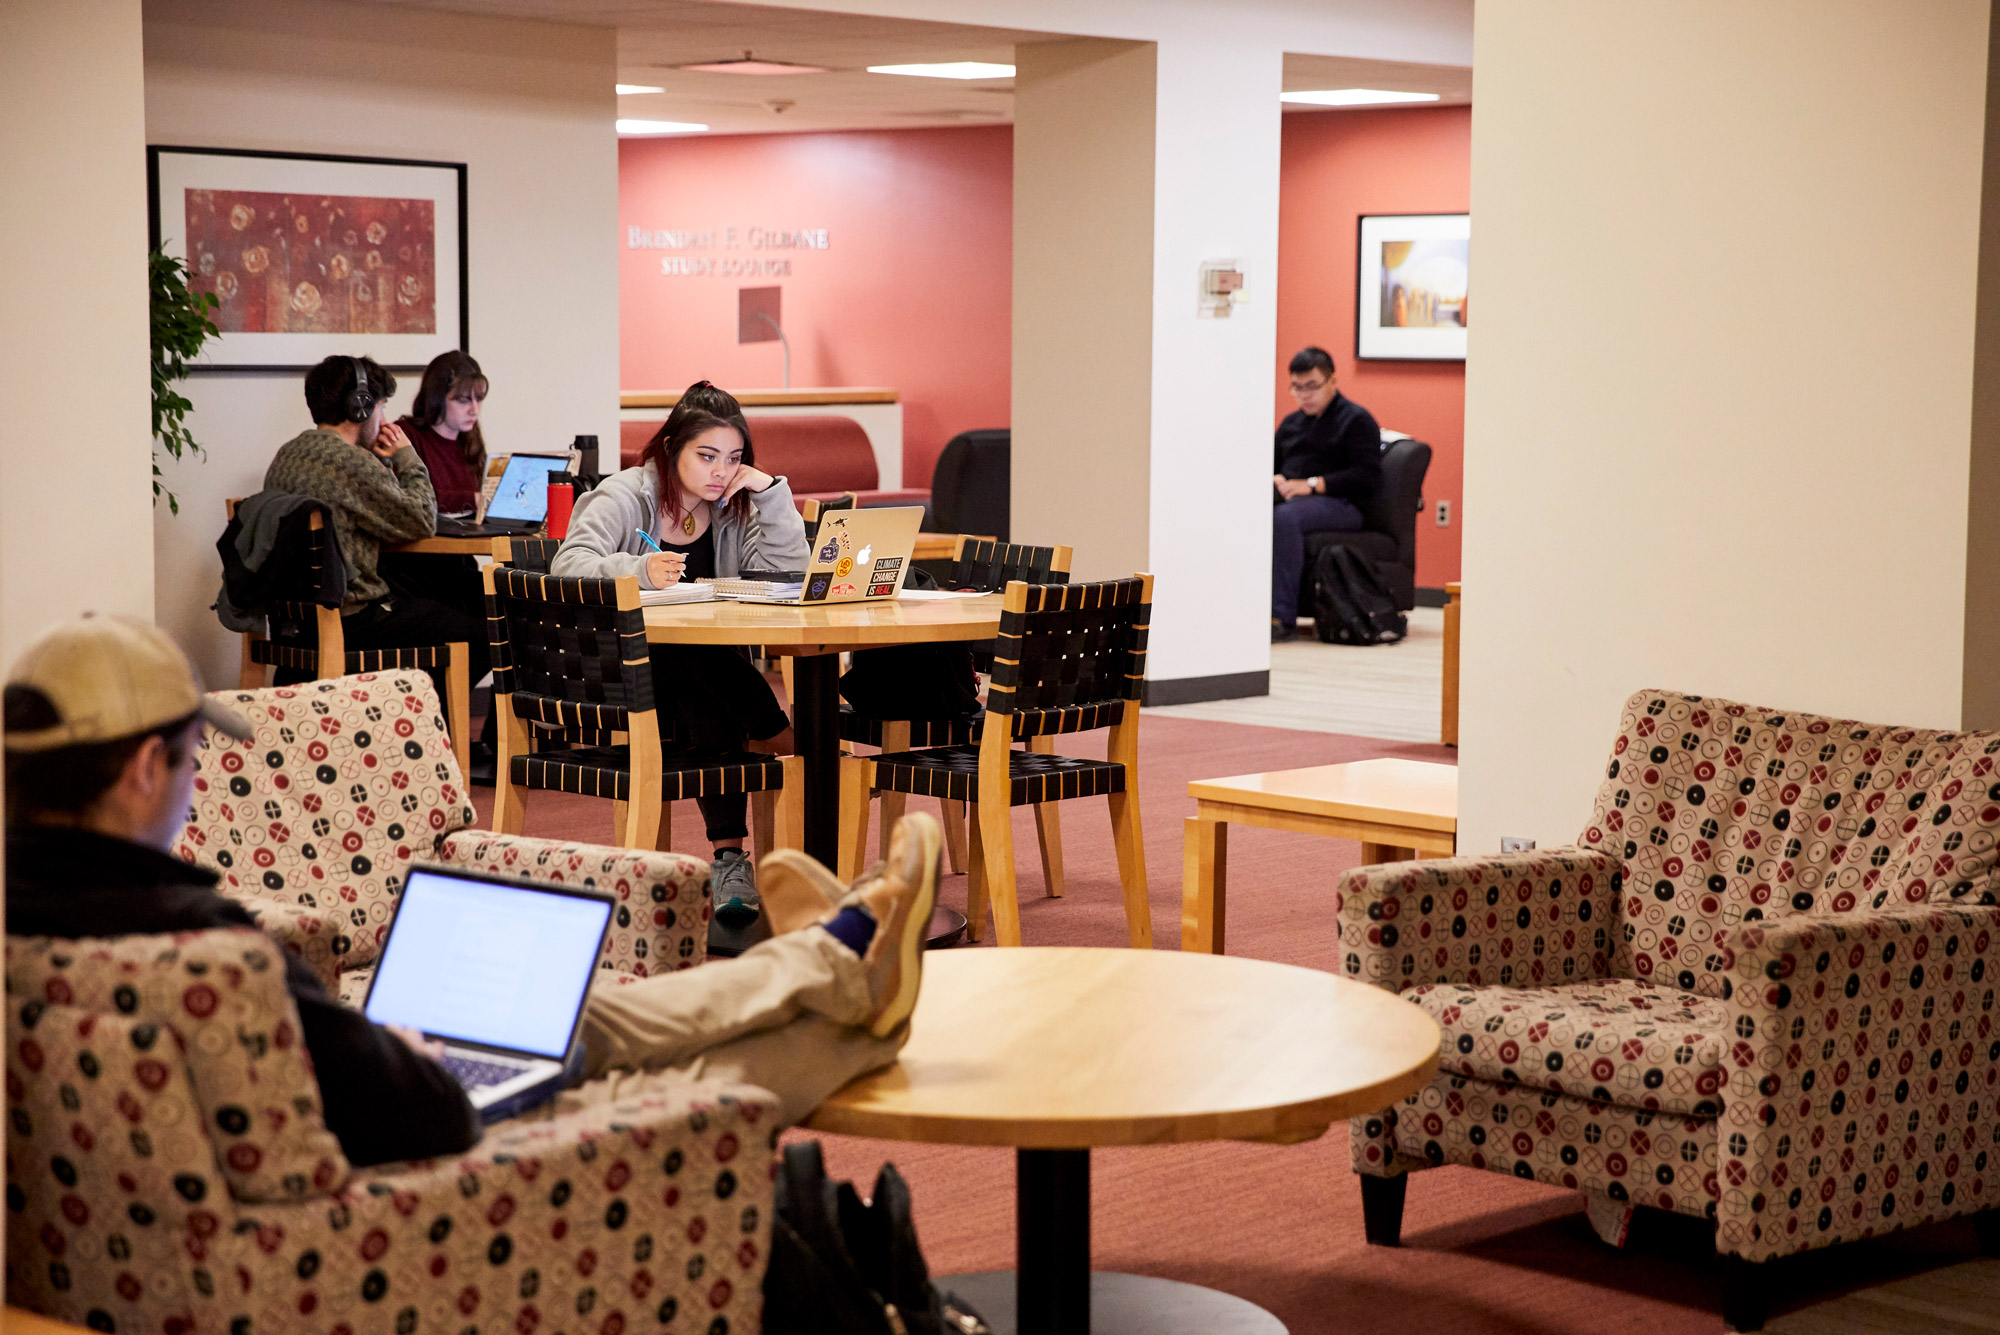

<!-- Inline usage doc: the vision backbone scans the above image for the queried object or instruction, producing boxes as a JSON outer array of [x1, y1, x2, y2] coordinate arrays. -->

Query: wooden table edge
[[1191, 798, 1457, 848], [804, 1051, 1441, 1149]]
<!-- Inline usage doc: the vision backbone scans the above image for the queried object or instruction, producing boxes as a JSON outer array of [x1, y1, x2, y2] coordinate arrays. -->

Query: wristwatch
[[1312, 476, 1325, 495]]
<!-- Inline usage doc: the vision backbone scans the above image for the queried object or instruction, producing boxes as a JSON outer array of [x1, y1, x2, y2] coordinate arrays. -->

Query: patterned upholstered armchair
[[4, 929, 777, 1333], [1339, 689, 2000, 1330], [170, 671, 710, 1002]]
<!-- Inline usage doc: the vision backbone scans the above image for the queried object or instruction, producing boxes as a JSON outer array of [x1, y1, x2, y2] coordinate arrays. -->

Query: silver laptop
[[715, 505, 924, 605], [363, 863, 612, 1122]]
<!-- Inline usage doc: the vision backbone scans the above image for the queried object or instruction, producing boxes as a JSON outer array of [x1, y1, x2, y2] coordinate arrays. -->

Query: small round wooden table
[[807, 947, 1441, 1334]]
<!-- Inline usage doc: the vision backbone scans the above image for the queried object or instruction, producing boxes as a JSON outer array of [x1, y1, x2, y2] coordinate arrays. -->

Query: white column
[[0, 0, 154, 666], [1012, 30, 1280, 700]]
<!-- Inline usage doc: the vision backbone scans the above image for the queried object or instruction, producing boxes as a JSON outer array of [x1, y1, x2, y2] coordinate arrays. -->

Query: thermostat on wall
[[1198, 259, 1247, 319]]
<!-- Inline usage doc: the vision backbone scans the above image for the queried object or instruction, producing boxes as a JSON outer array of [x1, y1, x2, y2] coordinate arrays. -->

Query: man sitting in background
[[4, 614, 937, 1166], [263, 355, 491, 766], [1271, 345, 1382, 641]]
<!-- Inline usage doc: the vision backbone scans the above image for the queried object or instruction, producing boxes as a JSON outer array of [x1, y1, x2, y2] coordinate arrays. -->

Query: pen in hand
[[636, 527, 685, 586], [635, 529, 664, 552]]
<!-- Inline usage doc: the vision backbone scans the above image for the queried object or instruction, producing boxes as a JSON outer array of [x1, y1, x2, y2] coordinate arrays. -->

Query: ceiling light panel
[[867, 62, 1015, 80], [1281, 89, 1441, 107], [617, 119, 709, 135], [616, 84, 665, 94], [677, 58, 830, 75]]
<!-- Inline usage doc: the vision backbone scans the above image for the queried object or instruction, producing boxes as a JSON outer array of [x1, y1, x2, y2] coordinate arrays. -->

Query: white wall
[[1, 0, 154, 668], [144, 0, 619, 689], [1460, 1, 1992, 851]]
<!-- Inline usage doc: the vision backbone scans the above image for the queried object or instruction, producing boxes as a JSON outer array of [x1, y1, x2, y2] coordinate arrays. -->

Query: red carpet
[[471, 714, 1982, 1331]]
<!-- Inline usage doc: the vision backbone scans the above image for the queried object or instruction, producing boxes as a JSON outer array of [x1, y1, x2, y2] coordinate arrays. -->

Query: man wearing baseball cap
[[4, 613, 482, 1165]]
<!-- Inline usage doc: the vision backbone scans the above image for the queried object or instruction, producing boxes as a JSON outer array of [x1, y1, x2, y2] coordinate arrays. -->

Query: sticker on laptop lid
[[805, 574, 832, 601], [872, 557, 903, 575], [869, 582, 896, 597], [834, 557, 854, 577], [816, 535, 841, 564], [832, 584, 857, 596]]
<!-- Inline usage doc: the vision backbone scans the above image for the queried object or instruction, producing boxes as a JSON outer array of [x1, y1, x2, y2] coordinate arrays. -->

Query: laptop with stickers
[[715, 505, 925, 605]]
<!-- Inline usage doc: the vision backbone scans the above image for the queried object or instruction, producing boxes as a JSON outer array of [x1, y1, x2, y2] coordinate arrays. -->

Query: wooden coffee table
[[1183, 758, 1457, 955], [807, 947, 1440, 1334]]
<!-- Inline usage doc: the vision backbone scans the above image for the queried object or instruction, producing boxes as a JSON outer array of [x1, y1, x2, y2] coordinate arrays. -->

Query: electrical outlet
[[1435, 500, 1451, 527], [1500, 836, 1536, 853]]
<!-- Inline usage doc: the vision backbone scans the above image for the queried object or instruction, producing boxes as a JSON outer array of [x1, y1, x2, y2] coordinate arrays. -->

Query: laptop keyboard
[[442, 1052, 531, 1090]]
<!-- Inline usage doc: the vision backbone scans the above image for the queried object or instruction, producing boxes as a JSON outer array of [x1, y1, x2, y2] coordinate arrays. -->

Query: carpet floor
[[469, 714, 1985, 1333]]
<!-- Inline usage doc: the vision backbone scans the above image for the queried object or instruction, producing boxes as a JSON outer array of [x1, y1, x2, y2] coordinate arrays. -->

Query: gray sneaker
[[711, 848, 760, 927]]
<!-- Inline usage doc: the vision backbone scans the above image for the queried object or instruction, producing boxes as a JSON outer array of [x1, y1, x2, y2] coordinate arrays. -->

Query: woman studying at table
[[555, 384, 809, 928]]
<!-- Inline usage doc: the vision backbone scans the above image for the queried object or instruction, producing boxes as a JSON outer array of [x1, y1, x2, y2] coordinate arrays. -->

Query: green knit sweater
[[265, 429, 436, 610]]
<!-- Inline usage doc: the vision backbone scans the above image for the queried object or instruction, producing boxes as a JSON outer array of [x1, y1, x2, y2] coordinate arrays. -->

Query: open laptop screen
[[363, 867, 610, 1059], [485, 454, 569, 523]]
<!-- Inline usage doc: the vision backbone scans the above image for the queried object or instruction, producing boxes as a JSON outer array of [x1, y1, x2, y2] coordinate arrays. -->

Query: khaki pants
[[552, 926, 903, 1126]]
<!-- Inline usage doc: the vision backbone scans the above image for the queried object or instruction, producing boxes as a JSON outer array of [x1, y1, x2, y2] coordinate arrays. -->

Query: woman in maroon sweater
[[398, 351, 487, 513]]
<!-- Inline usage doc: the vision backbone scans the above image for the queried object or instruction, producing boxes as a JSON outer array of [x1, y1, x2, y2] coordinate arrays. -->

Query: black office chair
[[1300, 437, 1432, 612], [927, 429, 1009, 540]]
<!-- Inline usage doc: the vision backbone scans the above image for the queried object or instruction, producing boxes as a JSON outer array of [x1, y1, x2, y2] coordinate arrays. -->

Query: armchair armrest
[[438, 831, 711, 976], [1336, 847, 1620, 994], [294, 1081, 781, 1333], [1715, 901, 2000, 1260], [220, 889, 346, 993]]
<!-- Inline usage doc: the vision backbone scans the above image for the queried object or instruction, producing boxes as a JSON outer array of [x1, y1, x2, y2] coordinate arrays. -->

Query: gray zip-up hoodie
[[552, 461, 810, 589]]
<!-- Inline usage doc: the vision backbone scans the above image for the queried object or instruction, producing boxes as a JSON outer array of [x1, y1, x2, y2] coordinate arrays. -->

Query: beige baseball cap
[[4, 613, 253, 754]]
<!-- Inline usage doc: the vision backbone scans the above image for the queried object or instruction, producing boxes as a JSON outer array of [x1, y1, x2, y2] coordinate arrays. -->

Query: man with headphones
[[263, 354, 490, 726]]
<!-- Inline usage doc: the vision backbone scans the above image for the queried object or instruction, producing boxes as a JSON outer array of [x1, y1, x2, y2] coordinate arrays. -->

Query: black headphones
[[344, 356, 377, 423]]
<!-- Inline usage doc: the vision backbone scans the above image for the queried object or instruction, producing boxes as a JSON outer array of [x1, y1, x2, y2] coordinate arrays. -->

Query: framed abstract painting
[[148, 146, 467, 372], [1356, 212, 1469, 362]]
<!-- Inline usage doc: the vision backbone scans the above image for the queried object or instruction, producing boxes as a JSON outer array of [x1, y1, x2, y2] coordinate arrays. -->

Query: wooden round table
[[645, 594, 1003, 949], [807, 947, 1441, 1334]]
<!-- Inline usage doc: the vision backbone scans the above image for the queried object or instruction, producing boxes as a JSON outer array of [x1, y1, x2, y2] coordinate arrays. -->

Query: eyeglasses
[[1288, 377, 1328, 396]]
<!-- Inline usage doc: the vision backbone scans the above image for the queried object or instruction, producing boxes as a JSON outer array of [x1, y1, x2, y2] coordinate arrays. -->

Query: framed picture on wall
[[1356, 212, 1469, 361], [148, 145, 467, 372]]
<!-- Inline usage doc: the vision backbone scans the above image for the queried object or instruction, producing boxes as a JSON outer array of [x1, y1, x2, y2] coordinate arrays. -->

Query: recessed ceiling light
[[616, 84, 665, 95], [1282, 89, 1441, 107], [677, 52, 828, 76], [867, 62, 1015, 80], [616, 119, 708, 136]]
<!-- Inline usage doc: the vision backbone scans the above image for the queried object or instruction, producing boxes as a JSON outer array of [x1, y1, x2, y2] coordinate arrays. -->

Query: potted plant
[[150, 246, 219, 514]]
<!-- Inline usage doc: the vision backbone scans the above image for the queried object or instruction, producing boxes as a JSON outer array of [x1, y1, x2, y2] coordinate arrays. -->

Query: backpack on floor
[[763, 1140, 992, 1335], [1311, 546, 1407, 645]]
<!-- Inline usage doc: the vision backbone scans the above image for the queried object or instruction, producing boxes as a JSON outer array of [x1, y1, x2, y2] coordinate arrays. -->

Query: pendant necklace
[[681, 507, 697, 536]]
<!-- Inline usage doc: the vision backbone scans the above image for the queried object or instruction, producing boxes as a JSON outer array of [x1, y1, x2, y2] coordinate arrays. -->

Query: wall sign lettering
[[627, 225, 830, 278]]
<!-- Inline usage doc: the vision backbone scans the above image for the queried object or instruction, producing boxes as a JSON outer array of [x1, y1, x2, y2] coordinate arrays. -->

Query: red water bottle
[[546, 473, 575, 540]]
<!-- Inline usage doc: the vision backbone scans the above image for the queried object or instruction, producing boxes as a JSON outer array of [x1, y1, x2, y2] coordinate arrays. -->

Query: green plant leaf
[[151, 246, 220, 513]]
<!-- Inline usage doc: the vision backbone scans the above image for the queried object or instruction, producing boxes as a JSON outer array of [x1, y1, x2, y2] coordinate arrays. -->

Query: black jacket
[[214, 491, 349, 634], [5, 824, 480, 1167], [1274, 394, 1382, 506]]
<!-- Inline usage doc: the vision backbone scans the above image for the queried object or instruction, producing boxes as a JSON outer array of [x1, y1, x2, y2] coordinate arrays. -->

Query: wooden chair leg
[[940, 798, 968, 875], [964, 804, 988, 943], [779, 655, 795, 708], [751, 789, 776, 863], [1027, 735, 1067, 897], [1107, 788, 1153, 948], [837, 758, 873, 882], [978, 800, 1022, 947], [491, 709, 526, 836], [445, 643, 471, 784], [621, 790, 661, 850], [778, 755, 804, 852], [875, 722, 912, 866], [238, 633, 266, 689], [656, 800, 674, 852], [611, 799, 629, 846]]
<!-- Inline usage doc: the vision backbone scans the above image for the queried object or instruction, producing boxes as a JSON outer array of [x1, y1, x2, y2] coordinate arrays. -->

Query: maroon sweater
[[399, 417, 482, 513]]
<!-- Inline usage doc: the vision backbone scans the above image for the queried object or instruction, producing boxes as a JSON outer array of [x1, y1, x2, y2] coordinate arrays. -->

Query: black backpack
[[763, 1141, 991, 1335], [1311, 546, 1407, 645]]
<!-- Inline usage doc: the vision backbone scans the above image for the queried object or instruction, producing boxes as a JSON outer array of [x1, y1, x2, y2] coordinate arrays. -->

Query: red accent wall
[[1277, 106, 1470, 588], [618, 126, 1013, 489]]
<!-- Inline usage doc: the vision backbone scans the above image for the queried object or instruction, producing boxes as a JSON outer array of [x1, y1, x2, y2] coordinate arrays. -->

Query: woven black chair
[[484, 565, 801, 852], [799, 494, 856, 547], [839, 574, 1152, 947], [837, 536, 1074, 887], [232, 499, 471, 780], [492, 535, 563, 572]]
